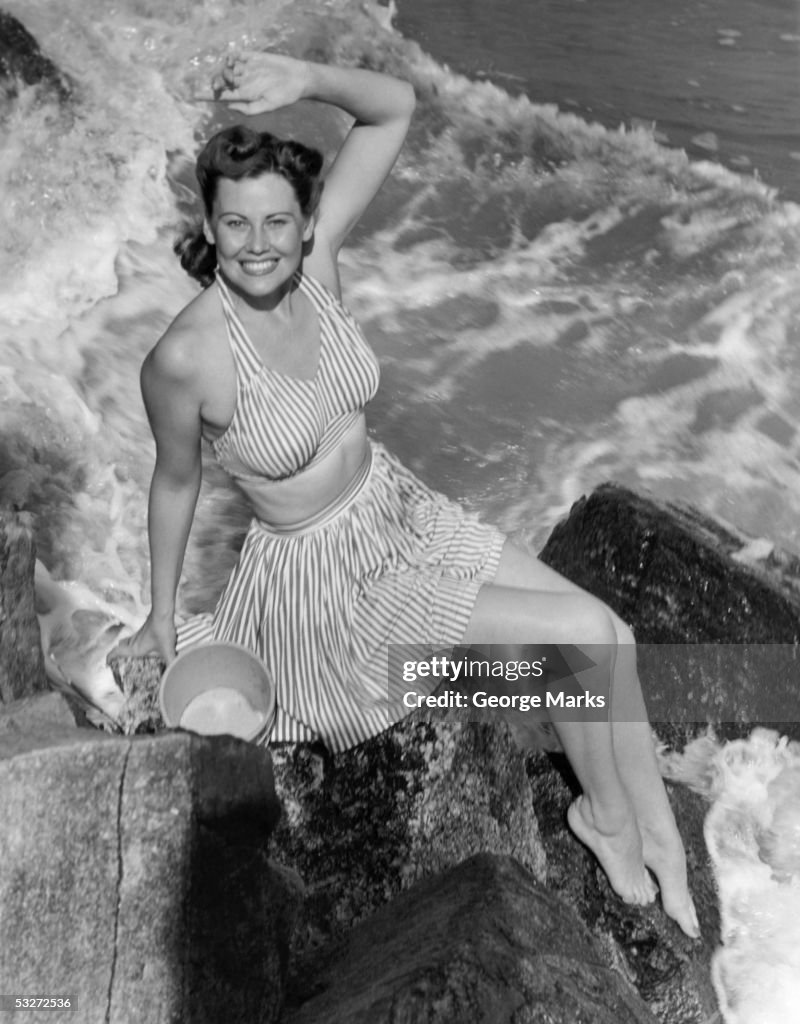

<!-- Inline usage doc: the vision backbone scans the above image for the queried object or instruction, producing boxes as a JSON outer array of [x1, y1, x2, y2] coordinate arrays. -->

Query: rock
[[283, 853, 658, 1024], [0, 11, 72, 100], [277, 723, 718, 1024], [527, 482, 800, 1022], [539, 483, 800, 738], [0, 727, 297, 1024], [271, 715, 547, 956], [539, 483, 800, 642], [3, 483, 785, 1022], [525, 752, 719, 1024], [280, 483, 780, 1023], [0, 512, 48, 703], [0, 691, 76, 734]]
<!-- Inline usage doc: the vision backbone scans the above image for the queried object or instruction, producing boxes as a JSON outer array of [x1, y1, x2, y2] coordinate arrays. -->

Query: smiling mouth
[[241, 259, 279, 275]]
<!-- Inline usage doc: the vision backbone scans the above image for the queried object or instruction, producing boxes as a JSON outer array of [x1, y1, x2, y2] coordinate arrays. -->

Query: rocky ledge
[[3, 479, 800, 1023]]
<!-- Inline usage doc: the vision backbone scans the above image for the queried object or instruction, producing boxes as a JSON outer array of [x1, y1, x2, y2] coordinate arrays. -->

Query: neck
[[218, 268, 300, 315]]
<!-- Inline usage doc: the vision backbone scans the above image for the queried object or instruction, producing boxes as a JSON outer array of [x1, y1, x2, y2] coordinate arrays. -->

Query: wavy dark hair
[[174, 125, 324, 287]]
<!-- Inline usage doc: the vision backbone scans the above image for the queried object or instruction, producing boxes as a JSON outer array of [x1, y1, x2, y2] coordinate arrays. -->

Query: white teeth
[[242, 259, 278, 274]]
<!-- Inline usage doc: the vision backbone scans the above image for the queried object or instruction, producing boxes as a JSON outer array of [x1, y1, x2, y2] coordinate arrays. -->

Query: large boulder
[[0, 512, 48, 703], [271, 715, 547, 955], [0, 727, 298, 1024], [540, 482, 800, 644], [539, 483, 800, 737], [282, 854, 658, 1024]]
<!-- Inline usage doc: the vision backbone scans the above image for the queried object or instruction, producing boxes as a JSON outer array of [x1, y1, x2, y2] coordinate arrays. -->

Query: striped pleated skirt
[[178, 440, 505, 752]]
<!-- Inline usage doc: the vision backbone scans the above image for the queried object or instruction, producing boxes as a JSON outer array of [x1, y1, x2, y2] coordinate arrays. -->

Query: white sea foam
[[703, 731, 800, 1024], [660, 730, 800, 1023]]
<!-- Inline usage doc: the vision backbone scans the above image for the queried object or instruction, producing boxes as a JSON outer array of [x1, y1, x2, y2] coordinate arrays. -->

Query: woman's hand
[[210, 51, 311, 115], [109, 611, 177, 666]]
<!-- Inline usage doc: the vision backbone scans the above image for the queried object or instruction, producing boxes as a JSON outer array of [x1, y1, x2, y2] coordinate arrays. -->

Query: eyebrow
[[218, 210, 295, 218]]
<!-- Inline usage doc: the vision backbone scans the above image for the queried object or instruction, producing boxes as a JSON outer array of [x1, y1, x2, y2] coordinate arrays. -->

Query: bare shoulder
[[143, 287, 221, 388]]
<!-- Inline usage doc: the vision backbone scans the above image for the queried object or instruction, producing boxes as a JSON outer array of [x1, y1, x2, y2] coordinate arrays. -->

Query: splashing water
[[668, 730, 800, 1023], [3, 4, 800, 1015]]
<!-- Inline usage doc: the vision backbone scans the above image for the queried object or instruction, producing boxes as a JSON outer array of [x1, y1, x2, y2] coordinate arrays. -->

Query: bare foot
[[567, 796, 657, 905], [639, 818, 700, 939]]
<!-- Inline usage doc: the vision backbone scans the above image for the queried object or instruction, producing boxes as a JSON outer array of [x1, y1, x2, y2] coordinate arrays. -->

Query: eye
[[223, 217, 247, 230]]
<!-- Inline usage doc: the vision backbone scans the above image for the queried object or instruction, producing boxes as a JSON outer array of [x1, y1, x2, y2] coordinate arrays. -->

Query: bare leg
[[462, 582, 656, 906], [606, 641, 700, 936], [466, 541, 699, 937]]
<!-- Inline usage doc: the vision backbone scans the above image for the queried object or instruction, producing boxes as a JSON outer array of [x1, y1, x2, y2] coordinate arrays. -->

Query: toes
[[623, 871, 657, 906], [639, 825, 698, 926], [664, 894, 701, 939], [648, 863, 701, 937], [688, 897, 701, 938]]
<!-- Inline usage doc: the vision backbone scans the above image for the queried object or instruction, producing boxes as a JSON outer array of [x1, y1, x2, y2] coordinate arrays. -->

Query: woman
[[118, 51, 699, 938]]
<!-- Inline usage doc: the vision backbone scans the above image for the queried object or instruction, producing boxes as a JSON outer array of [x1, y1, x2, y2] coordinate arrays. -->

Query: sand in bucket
[[179, 687, 266, 739], [160, 641, 276, 743]]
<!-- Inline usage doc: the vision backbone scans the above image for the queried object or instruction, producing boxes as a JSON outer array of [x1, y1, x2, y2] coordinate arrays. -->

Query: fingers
[[209, 52, 247, 97], [107, 634, 150, 661], [108, 628, 165, 662], [199, 50, 293, 110], [192, 88, 248, 104]]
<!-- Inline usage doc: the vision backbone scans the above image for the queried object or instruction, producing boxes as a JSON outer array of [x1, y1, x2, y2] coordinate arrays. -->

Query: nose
[[249, 223, 270, 253]]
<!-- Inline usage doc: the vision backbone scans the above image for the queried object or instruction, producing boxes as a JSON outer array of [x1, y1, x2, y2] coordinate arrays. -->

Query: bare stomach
[[231, 414, 371, 526]]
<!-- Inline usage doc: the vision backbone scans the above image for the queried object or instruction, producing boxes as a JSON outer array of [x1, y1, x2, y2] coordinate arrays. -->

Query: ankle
[[579, 794, 635, 837]]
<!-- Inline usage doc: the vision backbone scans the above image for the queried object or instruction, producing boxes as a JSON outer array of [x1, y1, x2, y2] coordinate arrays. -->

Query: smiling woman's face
[[205, 172, 313, 300]]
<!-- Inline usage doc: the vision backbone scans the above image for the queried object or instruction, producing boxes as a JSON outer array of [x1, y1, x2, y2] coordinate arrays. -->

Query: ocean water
[[397, 0, 800, 201], [1, 0, 800, 1017]]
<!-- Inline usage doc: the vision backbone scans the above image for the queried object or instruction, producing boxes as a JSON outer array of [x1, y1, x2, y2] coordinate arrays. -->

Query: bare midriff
[[231, 413, 370, 526]]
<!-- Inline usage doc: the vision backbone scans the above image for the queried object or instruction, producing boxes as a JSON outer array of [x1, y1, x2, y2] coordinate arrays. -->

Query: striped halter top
[[210, 270, 380, 485]]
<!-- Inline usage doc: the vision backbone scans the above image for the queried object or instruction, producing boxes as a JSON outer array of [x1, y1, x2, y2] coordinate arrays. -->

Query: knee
[[613, 617, 636, 648], [569, 595, 618, 663]]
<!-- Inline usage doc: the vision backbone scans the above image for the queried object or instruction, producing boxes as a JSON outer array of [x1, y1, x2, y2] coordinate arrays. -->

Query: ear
[[302, 214, 315, 243], [203, 218, 215, 245]]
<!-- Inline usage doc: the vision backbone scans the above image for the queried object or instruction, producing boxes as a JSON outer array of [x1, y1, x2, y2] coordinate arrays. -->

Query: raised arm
[[300, 61, 415, 252], [213, 53, 415, 256], [117, 330, 204, 664]]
